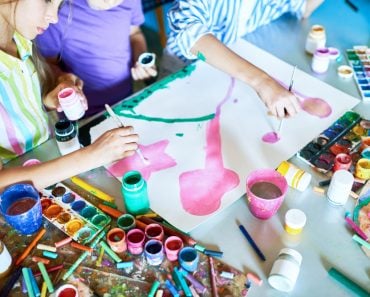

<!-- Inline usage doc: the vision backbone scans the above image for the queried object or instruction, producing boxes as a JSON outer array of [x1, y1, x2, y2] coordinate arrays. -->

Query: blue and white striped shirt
[[167, 0, 306, 61]]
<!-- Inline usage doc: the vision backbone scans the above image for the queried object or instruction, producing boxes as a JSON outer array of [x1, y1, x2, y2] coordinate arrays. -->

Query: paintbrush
[[104, 104, 149, 165], [277, 65, 297, 136]]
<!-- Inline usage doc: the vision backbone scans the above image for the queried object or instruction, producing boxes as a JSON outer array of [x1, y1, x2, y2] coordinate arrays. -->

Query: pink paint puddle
[[300, 97, 332, 118], [179, 78, 240, 216], [107, 140, 176, 180], [262, 131, 280, 143]]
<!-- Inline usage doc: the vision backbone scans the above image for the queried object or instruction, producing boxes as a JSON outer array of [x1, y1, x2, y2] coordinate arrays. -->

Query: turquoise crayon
[[116, 261, 134, 269], [42, 251, 58, 259], [148, 280, 160, 297], [22, 267, 35, 297], [28, 268, 40, 297], [328, 267, 369, 297], [174, 267, 192, 297]]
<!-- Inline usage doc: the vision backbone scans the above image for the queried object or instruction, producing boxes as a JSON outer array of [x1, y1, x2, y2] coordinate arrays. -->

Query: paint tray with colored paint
[[40, 183, 111, 244], [297, 111, 362, 173], [346, 46, 370, 101]]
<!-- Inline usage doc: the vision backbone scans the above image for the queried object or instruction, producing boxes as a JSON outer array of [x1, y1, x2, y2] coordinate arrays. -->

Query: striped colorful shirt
[[167, 0, 306, 61], [0, 32, 49, 164]]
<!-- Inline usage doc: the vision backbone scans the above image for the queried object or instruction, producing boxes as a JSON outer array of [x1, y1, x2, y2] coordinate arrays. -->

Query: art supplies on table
[[297, 111, 363, 173], [346, 46, 370, 101], [41, 183, 111, 244]]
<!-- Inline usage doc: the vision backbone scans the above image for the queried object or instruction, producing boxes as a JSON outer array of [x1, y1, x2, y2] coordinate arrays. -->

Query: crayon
[[36, 244, 57, 252], [100, 241, 122, 263], [116, 261, 134, 269], [155, 289, 164, 297], [238, 224, 266, 261], [34, 264, 64, 278], [96, 246, 105, 267], [179, 268, 207, 294], [70, 241, 93, 253], [0, 266, 22, 297], [328, 267, 368, 297], [247, 272, 263, 286], [318, 179, 331, 187], [31, 256, 50, 265], [37, 262, 54, 293], [208, 257, 219, 297], [352, 234, 370, 249], [28, 268, 40, 297], [16, 228, 46, 266], [189, 286, 200, 297], [203, 249, 223, 258], [98, 203, 124, 218], [165, 279, 179, 297], [148, 280, 160, 297], [313, 186, 326, 194], [220, 271, 234, 279], [54, 237, 72, 248], [174, 267, 192, 297], [71, 176, 115, 202], [40, 282, 47, 297], [22, 267, 35, 297], [42, 251, 58, 259], [344, 213, 368, 241]]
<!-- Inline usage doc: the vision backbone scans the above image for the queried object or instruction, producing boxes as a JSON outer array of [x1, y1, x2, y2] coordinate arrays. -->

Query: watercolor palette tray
[[297, 111, 363, 173], [346, 46, 370, 101], [40, 183, 111, 244]]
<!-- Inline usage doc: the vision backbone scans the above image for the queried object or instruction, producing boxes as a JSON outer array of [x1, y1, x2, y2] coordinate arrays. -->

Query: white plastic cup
[[327, 169, 354, 205]]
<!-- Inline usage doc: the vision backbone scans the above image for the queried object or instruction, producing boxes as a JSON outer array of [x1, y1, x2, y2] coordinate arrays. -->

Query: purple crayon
[[178, 267, 207, 294]]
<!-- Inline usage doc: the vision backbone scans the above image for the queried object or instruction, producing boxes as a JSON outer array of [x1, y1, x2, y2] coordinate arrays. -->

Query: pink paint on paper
[[179, 78, 240, 216], [107, 140, 176, 180], [262, 132, 280, 144], [299, 97, 332, 118]]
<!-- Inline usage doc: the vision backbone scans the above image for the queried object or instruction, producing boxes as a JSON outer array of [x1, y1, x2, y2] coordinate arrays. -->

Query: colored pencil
[[238, 224, 266, 261], [71, 176, 115, 203], [328, 267, 368, 297], [16, 228, 46, 266], [208, 257, 219, 297]]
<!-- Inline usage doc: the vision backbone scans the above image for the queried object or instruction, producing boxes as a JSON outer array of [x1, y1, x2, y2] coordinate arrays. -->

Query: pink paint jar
[[145, 223, 164, 242], [58, 87, 85, 121], [107, 228, 127, 253], [311, 48, 330, 74], [246, 169, 288, 220], [126, 228, 145, 255], [164, 236, 183, 261]]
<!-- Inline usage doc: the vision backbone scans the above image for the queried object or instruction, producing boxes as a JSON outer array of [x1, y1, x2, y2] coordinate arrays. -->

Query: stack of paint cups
[[276, 161, 312, 192]]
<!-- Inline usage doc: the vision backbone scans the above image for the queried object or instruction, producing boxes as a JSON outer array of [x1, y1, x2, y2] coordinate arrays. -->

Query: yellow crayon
[[71, 176, 115, 203]]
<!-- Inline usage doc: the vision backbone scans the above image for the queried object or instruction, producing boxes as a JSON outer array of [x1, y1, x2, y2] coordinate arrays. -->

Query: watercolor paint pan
[[346, 46, 370, 101], [297, 111, 361, 172], [40, 183, 111, 244]]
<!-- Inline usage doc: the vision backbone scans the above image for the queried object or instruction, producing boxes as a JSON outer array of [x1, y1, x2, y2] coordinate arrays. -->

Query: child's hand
[[87, 126, 139, 166], [43, 73, 88, 112], [256, 76, 300, 118], [131, 62, 158, 81]]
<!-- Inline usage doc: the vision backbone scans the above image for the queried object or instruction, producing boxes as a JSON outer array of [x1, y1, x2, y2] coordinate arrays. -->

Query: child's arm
[[130, 26, 157, 80], [190, 34, 300, 118], [0, 127, 138, 192]]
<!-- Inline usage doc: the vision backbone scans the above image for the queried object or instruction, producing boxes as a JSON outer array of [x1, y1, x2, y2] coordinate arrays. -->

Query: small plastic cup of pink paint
[[126, 228, 145, 255], [246, 169, 288, 220], [164, 236, 183, 261]]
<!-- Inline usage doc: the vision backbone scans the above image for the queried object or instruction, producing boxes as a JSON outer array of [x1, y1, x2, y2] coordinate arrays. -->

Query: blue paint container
[[144, 239, 164, 266], [0, 183, 42, 235], [178, 247, 199, 272]]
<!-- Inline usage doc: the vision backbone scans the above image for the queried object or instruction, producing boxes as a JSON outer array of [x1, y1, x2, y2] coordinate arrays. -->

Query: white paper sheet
[[90, 40, 359, 232]]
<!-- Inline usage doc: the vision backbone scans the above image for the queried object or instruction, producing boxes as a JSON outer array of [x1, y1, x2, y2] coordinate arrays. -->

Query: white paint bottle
[[327, 169, 354, 206], [58, 87, 85, 121], [0, 240, 12, 279], [268, 248, 302, 292], [305, 24, 326, 55]]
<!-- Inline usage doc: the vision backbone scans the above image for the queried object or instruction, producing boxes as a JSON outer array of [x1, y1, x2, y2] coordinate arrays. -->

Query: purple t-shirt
[[37, 0, 144, 116]]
